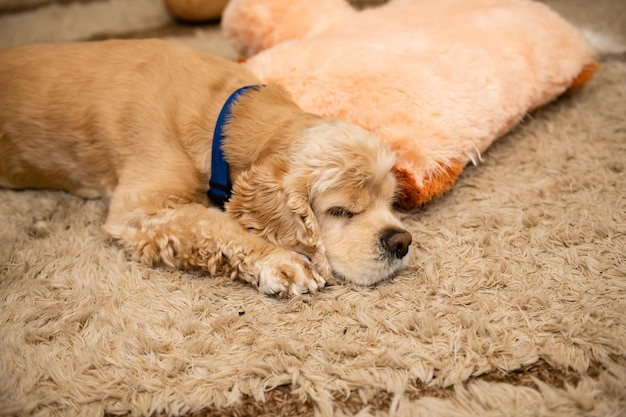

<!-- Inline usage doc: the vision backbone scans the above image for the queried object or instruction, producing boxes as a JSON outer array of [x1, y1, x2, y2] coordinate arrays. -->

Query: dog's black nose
[[381, 229, 412, 259]]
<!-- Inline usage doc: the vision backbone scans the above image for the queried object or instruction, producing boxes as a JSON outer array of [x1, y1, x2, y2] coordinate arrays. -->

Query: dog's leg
[[104, 197, 325, 297]]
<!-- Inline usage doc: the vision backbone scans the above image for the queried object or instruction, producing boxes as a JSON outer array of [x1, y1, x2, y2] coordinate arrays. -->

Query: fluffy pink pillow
[[223, 0, 598, 207]]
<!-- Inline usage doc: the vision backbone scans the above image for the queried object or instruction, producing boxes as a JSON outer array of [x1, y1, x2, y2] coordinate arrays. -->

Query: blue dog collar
[[208, 85, 261, 208]]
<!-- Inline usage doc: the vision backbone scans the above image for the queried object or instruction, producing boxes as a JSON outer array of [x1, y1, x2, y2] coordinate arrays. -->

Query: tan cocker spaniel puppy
[[0, 39, 412, 296]]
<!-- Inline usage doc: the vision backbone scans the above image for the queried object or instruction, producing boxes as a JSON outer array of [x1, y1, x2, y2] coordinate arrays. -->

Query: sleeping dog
[[0, 39, 412, 296]]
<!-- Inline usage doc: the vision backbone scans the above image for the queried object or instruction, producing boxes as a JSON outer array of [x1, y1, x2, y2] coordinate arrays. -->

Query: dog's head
[[226, 120, 411, 286]]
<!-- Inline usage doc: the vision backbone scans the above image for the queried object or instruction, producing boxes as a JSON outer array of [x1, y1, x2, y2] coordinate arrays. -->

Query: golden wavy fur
[[0, 39, 411, 295]]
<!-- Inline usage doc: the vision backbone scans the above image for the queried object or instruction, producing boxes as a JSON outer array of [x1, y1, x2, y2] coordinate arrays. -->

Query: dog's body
[[0, 39, 411, 296]]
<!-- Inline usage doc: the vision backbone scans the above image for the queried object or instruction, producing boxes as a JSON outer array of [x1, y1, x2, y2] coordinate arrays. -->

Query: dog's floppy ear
[[225, 155, 333, 280]]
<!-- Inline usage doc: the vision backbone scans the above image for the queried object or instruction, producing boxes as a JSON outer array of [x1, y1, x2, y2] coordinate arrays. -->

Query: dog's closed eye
[[327, 207, 356, 218]]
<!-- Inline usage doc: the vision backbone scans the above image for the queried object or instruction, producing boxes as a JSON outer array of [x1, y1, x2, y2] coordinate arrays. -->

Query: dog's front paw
[[258, 249, 326, 297]]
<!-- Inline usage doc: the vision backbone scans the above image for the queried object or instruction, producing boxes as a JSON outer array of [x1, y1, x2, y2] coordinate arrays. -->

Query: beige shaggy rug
[[1, 1, 625, 416]]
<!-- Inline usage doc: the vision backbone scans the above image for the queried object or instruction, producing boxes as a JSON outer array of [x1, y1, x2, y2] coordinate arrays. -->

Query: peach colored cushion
[[223, 0, 597, 207]]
